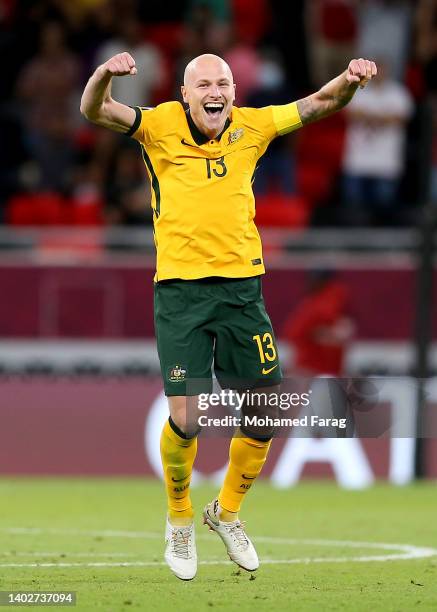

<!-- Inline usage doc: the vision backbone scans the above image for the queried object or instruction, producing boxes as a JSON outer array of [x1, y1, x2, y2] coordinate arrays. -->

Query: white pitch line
[[1, 527, 436, 568], [0, 551, 436, 569], [2, 527, 436, 552], [0, 552, 137, 558], [1, 527, 160, 539]]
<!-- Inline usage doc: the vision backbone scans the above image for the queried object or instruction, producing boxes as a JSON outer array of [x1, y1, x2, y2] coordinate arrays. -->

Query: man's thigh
[[213, 277, 282, 390], [154, 281, 214, 396]]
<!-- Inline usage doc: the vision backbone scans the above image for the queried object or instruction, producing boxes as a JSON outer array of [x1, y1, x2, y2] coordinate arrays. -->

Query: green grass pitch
[[0, 479, 436, 611]]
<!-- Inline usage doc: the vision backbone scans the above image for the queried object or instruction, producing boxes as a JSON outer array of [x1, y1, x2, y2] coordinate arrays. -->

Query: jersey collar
[[185, 109, 231, 145]]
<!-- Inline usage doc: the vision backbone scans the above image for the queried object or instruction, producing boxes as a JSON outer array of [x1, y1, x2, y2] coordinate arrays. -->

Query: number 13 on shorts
[[252, 332, 277, 364]]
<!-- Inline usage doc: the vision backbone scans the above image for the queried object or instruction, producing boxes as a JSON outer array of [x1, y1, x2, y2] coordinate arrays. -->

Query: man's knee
[[168, 396, 201, 439], [239, 385, 280, 440]]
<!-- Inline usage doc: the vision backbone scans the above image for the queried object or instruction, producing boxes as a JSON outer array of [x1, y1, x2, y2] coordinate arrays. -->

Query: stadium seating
[[6, 192, 103, 227], [255, 193, 309, 228]]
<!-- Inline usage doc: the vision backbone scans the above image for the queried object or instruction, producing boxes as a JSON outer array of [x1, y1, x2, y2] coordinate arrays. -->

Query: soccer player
[[80, 53, 377, 580]]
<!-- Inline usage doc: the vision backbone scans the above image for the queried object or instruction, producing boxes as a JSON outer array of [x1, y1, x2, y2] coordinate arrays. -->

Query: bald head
[[181, 53, 236, 140], [183, 54, 234, 87]]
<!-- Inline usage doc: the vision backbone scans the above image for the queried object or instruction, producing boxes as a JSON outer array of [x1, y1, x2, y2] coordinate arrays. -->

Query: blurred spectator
[[0, 108, 26, 220], [16, 20, 81, 192], [282, 269, 354, 376], [415, 0, 437, 203], [53, 0, 112, 28], [265, 0, 310, 94], [232, 0, 271, 45], [224, 39, 261, 105], [341, 60, 414, 225], [357, 0, 413, 81], [70, 161, 105, 225], [64, 0, 119, 77], [0, 0, 425, 229], [306, 0, 358, 87], [105, 143, 152, 225], [175, 2, 230, 93], [248, 50, 296, 194], [186, 0, 232, 23], [416, 0, 437, 97], [95, 16, 164, 106]]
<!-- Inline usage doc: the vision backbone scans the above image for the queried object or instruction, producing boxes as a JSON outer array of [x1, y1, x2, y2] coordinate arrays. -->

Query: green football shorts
[[154, 276, 282, 396]]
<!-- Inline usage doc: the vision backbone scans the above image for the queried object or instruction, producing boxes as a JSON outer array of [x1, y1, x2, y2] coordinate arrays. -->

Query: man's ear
[[181, 85, 188, 103], [232, 83, 236, 104]]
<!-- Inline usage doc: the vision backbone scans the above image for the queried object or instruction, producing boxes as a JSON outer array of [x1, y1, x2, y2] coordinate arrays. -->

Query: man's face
[[181, 57, 236, 138]]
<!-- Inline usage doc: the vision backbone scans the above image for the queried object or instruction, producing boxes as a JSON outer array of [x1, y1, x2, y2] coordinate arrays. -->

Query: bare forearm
[[297, 71, 358, 125], [79, 53, 136, 132], [80, 65, 113, 120], [296, 59, 377, 125], [319, 71, 359, 112]]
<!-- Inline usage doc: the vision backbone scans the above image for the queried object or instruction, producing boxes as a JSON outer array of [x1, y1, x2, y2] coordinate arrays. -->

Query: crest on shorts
[[228, 128, 244, 145], [168, 365, 187, 382]]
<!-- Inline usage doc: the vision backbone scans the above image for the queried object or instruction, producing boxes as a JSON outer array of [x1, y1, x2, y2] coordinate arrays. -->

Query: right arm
[[80, 52, 137, 133], [296, 59, 377, 126]]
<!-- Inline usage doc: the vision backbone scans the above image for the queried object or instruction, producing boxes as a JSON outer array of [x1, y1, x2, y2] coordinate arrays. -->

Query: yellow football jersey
[[127, 101, 302, 281]]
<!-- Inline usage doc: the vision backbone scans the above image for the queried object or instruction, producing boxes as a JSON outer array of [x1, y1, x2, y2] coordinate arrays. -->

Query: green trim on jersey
[[141, 145, 161, 217]]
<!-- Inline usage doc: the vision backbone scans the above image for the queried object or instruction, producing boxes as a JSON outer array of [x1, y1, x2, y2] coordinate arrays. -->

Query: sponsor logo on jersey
[[228, 127, 244, 145]]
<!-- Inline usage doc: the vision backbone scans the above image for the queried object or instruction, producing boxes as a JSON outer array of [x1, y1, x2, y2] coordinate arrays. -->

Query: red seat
[[142, 23, 183, 57], [70, 200, 104, 226], [320, 0, 357, 42], [255, 194, 309, 228], [296, 114, 346, 171], [295, 113, 346, 206], [296, 163, 334, 204], [6, 192, 65, 226], [232, 0, 271, 44]]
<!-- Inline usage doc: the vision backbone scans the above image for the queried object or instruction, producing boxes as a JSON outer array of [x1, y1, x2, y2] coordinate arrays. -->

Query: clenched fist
[[102, 52, 137, 77], [347, 58, 377, 89]]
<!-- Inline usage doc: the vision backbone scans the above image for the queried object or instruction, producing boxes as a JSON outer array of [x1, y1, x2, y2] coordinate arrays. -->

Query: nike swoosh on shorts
[[262, 364, 278, 375]]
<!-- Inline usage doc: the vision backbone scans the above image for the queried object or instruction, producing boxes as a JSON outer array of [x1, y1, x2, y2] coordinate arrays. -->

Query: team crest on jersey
[[168, 365, 187, 382], [228, 128, 244, 145]]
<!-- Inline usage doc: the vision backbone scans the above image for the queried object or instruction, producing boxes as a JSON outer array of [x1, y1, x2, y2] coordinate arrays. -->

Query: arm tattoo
[[296, 96, 319, 125], [297, 79, 358, 125]]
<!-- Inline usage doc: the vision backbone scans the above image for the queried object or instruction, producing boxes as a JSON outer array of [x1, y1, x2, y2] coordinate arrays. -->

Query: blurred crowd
[[1, 0, 437, 229]]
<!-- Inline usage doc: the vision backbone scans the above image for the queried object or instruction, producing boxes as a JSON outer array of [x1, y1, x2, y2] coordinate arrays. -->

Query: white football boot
[[203, 499, 259, 571], [164, 518, 197, 580]]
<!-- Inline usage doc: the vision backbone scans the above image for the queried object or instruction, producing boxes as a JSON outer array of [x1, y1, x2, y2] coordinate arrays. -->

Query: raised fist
[[347, 58, 377, 89], [102, 52, 137, 77]]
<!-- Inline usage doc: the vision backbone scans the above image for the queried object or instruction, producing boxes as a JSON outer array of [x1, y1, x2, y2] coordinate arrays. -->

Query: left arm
[[296, 58, 378, 125]]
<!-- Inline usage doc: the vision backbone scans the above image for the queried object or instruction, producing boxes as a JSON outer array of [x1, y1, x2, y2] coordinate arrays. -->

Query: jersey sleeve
[[125, 105, 160, 145], [271, 102, 303, 136]]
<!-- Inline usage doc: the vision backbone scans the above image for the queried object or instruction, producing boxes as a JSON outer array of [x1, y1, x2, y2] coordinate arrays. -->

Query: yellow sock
[[160, 418, 197, 526], [218, 435, 272, 518]]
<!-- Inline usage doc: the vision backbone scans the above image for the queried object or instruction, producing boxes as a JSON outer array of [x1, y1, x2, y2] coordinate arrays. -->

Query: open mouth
[[203, 103, 224, 118]]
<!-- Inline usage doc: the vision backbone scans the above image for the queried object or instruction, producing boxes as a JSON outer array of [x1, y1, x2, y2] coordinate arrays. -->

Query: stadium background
[[1, 0, 437, 486]]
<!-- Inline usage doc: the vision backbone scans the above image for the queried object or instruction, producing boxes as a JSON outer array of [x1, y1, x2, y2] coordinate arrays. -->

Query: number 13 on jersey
[[252, 332, 277, 364], [205, 156, 227, 178]]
